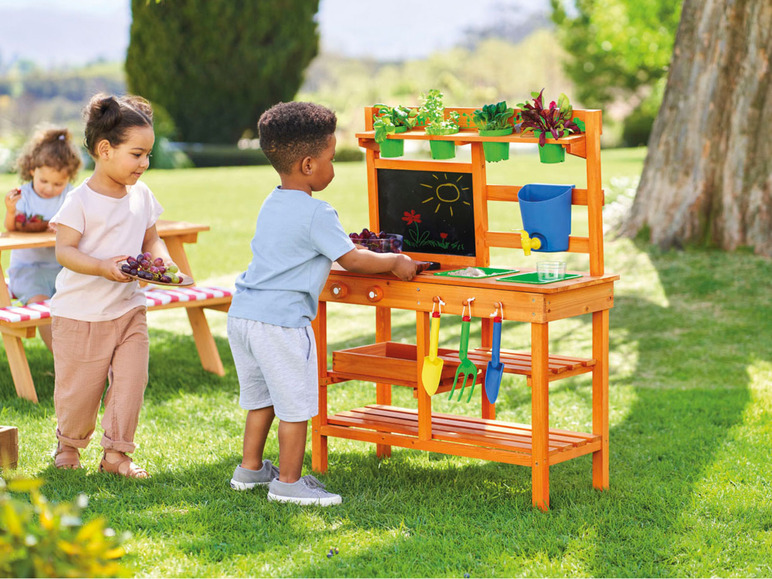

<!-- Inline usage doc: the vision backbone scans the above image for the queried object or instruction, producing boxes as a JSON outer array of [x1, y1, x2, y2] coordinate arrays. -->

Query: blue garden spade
[[484, 304, 505, 404]]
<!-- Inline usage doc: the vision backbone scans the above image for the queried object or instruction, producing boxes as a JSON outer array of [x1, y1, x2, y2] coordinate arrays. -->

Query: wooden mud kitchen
[[311, 105, 618, 510]]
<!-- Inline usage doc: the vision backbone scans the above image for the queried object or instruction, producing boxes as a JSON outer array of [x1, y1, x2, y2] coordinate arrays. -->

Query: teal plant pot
[[429, 139, 456, 160], [379, 126, 407, 158], [479, 127, 513, 162]]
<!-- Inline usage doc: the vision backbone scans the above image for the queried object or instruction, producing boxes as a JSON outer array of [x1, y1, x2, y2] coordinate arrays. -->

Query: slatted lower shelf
[[323, 404, 601, 466]]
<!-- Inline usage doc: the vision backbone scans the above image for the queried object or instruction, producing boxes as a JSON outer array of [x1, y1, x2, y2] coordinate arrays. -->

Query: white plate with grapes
[[121, 253, 194, 286]]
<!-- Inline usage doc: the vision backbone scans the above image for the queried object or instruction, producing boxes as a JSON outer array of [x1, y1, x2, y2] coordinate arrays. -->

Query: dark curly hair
[[83, 93, 153, 158], [258, 102, 337, 174], [15, 127, 82, 182]]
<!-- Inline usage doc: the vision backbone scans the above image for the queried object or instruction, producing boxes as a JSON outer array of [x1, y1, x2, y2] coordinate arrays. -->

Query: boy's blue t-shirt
[[229, 187, 355, 328]]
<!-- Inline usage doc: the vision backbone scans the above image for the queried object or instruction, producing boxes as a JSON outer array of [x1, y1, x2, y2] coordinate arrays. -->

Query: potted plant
[[418, 89, 460, 160], [472, 100, 515, 162], [372, 104, 418, 158], [517, 89, 582, 164]]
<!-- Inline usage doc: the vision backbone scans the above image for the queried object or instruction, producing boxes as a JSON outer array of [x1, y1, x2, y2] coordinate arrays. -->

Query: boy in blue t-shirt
[[228, 101, 417, 506]]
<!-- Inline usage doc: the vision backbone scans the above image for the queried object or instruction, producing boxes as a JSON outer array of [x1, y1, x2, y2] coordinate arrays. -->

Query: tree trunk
[[622, 0, 772, 256]]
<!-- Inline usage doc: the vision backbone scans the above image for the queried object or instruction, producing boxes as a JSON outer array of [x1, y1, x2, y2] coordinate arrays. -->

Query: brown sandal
[[54, 443, 81, 469], [99, 452, 149, 479]]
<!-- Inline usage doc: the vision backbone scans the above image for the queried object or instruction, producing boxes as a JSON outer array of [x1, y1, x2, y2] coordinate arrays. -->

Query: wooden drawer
[[331, 341, 463, 390]]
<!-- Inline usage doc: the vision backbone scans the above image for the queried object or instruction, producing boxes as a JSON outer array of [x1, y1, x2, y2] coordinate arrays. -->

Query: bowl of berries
[[349, 229, 403, 253], [14, 213, 49, 233], [120, 253, 193, 286]]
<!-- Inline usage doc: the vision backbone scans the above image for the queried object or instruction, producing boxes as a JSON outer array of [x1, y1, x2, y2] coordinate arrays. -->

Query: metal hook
[[461, 297, 475, 318]]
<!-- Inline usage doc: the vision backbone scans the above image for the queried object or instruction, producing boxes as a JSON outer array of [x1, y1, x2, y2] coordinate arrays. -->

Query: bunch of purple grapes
[[348, 229, 403, 253], [121, 252, 181, 284]]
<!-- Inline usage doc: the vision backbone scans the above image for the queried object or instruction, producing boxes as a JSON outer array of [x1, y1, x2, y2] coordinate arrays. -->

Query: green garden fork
[[449, 299, 478, 402]]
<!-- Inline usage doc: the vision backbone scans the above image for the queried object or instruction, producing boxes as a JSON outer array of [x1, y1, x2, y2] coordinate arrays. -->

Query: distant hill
[[0, 3, 130, 70]]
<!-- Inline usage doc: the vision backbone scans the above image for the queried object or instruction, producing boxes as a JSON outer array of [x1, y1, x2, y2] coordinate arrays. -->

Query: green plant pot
[[538, 143, 565, 164], [479, 127, 513, 162], [429, 139, 456, 160], [379, 126, 407, 158]]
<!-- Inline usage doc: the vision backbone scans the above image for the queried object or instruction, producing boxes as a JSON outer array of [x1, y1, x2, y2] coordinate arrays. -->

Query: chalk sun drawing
[[420, 173, 471, 218]]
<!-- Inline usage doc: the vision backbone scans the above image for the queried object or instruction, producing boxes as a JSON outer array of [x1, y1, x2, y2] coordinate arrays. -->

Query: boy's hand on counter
[[391, 254, 417, 281]]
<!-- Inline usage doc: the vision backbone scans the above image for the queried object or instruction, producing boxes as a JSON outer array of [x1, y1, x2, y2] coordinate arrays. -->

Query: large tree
[[126, 0, 320, 144], [622, 0, 772, 256]]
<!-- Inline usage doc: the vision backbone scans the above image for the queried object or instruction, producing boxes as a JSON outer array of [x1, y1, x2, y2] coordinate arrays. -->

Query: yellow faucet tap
[[518, 230, 542, 256]]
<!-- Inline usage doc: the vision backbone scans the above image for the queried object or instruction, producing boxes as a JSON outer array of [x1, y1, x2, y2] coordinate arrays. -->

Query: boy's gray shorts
[[227, 316, 318, 422]]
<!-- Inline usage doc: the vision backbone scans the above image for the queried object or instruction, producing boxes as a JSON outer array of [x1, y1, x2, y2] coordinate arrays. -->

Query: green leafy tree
[[550, 0, 682, 107], [550, 0, 682, 144], [126, 0, 320, 144]]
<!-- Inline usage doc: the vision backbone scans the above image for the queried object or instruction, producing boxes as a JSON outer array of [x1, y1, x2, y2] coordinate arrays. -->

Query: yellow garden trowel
[[421, 300, 444, 396]]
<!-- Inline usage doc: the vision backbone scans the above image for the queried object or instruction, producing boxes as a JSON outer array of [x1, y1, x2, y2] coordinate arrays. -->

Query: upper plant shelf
[[356, 128, 588, 159], [356, 128, 584, 145]]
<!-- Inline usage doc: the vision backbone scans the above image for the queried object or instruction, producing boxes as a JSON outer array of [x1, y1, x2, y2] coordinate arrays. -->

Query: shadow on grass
[[3, 245, 767, 577], [313, 245, 763, 576], [0, 327, 237, 411]]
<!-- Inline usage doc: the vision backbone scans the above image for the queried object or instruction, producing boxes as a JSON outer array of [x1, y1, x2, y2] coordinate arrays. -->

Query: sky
[[0, 0, 537, 67]]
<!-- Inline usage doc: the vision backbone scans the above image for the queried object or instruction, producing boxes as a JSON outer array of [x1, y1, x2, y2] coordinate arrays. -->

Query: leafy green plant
[[372, 104, 419, 143], [0, 477, 130, 578], [517, 89, 581, 146], [472, 100, 515, 131], [418, 89, 460, 136]]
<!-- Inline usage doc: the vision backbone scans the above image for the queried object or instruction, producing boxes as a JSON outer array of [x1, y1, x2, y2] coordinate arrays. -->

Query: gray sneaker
[[267, 475, 342, 506], [230, 460, 279, 490]]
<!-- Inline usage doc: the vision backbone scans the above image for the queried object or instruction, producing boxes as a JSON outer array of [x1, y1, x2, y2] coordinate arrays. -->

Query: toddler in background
[[3, 127, 82, 351]]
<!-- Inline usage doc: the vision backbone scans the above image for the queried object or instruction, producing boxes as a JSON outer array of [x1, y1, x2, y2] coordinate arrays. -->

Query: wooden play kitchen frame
[[311, 105, 618, 510]]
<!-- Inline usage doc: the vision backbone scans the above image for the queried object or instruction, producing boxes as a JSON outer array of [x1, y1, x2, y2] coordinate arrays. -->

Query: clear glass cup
[[537, 260, 566, 282]]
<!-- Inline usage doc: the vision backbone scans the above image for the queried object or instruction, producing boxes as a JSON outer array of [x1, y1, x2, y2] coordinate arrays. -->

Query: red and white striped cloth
[[142, 286, 233, 307], [0, 301, 52, 323], [0, 286, 233, 324]]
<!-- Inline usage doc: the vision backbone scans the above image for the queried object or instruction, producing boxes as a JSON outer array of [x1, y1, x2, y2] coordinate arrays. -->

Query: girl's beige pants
[[52, 306, 149, 453]]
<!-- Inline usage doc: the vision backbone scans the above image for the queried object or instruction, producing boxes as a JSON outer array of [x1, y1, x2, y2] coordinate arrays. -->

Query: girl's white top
[[49, 179, 163, 322]]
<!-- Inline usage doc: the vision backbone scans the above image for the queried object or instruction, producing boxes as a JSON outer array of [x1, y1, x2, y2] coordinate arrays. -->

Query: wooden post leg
[[312, 302, 328, 473], [531, 322, 549, 511], [163, 237, 193, 277], [592, 309, 610, 490], [3, 334, 38, 403], [480, 317, 495, 420], [416, 310, 432, 441], [185, 307, 225, 376], [375, 307, 392, 459]]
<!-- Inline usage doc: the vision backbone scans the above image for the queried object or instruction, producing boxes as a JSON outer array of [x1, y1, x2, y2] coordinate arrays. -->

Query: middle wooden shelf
[[327, 341, 595, 392]]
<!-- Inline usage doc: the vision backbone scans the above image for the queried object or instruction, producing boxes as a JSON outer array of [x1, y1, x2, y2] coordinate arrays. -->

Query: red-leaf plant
[[517, 89, 581, 147]]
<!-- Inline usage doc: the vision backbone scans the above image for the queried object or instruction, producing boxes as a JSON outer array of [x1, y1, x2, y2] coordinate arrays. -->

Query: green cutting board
[[434, 267, 519, 279], [496, 272, 582, 284]]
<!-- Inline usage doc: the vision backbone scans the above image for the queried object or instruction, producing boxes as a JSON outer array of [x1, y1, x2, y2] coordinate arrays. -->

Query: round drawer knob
[[366, 286, 383, 302], [330, 282, 348, 299]]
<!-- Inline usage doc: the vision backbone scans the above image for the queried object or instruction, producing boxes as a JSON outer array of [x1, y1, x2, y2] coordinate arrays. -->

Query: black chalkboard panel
[[376, 168, 475, 257]]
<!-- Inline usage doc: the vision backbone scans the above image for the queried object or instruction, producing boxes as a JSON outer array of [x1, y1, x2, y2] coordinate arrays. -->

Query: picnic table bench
[[0, 220, 233, 403]]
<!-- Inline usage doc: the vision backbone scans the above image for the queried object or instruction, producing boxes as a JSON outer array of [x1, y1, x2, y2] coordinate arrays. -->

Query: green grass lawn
[[1, 147, 771, 577]]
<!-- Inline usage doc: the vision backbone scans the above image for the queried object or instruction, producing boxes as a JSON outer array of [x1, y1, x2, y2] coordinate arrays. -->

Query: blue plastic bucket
[[517, 183, 574, 252]]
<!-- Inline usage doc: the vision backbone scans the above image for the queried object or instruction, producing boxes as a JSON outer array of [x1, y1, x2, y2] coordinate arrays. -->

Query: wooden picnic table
[[0, 220, 232, 403]]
